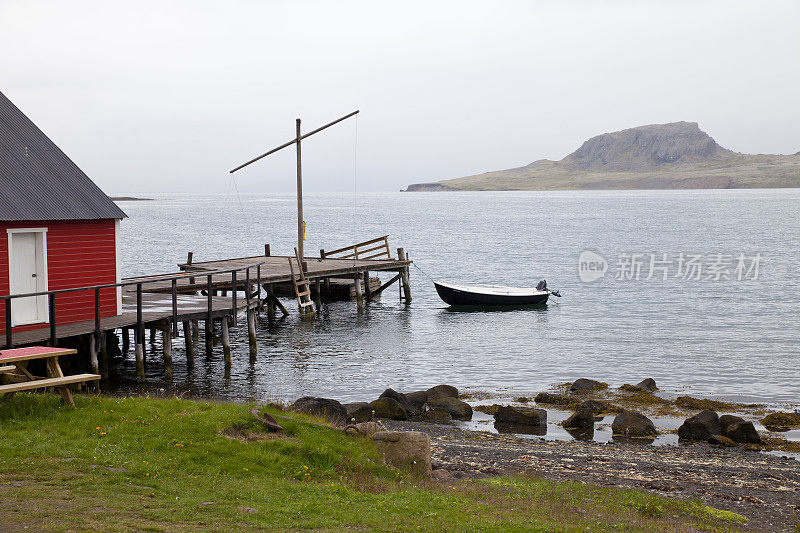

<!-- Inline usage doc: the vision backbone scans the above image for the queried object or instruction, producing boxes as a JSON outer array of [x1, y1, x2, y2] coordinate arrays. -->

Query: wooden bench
[[0, 347, 100, 406]]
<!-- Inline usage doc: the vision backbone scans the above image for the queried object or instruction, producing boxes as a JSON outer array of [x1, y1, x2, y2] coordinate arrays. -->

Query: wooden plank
[[323, 235, 389, 257], [372, 273, 402, 296], [0, 373, 100, 394]]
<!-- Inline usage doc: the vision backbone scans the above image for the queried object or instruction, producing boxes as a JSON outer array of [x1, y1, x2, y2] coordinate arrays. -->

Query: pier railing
[[1, 261, 267, 349], [320, 235, 391, 260]]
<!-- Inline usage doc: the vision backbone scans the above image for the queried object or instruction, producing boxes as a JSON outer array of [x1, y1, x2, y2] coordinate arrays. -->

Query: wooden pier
[[0, 236, 413, 383]]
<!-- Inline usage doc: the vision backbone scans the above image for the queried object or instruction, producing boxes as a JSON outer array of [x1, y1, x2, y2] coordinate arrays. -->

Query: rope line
[[412, 262, 436, 282]]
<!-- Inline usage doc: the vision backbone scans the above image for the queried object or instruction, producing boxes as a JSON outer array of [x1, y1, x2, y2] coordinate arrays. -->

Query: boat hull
[[434, 282, 550, 307]]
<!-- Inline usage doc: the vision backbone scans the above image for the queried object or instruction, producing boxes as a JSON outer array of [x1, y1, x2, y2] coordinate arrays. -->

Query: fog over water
[[2, 1, 799, 194]]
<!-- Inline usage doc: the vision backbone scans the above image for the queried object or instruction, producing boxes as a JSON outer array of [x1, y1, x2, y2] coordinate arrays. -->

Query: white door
[[9, 231, 47, 325]]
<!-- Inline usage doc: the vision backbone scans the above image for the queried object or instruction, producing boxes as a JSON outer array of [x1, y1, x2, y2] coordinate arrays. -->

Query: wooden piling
[[247, 309, 257, 356], [354, 275, 364, 310], [122, 328, 130, 353], [191, 319, 199, 342], [398, 248, 412, 302], [363, 271, 371, 301], [206, 275, 213, 356], [163, 323, 173, 379], [99, 331, 109, 380], [89, 334, 100, 375], [221, 317, 232, 369], [135, 331, 145, 381], [183, 320, 194, 363]]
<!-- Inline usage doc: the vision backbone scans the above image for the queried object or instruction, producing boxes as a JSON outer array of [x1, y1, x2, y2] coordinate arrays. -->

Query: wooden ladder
[[288, 248, 315, 317]]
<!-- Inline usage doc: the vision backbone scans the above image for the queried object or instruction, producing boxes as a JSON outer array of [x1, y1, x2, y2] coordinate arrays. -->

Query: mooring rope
[[412, 262, 436, 283]]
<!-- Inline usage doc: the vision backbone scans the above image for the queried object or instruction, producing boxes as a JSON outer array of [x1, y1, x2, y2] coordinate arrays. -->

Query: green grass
[[0, 394, 746, 532]]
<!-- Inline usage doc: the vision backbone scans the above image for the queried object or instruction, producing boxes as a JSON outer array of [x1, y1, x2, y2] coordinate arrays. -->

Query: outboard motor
[[536, 279, 547, 291]]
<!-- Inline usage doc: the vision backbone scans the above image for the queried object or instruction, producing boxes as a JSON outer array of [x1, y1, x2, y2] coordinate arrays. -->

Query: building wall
[[1, 219, 119, 336]]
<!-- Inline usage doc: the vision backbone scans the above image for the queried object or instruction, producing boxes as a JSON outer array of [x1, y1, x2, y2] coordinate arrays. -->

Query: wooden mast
[[296, 118, 304, 261], [230, 110, 359, 262]]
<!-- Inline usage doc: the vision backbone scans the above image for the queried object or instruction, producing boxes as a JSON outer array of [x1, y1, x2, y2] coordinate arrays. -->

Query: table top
[[0, 346, 77, 363]]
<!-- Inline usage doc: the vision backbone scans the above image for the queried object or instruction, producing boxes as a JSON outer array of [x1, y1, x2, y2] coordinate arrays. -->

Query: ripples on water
[[114, 189, 800, 407]]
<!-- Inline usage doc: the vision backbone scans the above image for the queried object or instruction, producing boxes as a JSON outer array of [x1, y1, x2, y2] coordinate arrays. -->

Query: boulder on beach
[[343, 402, 374, 423], [405, 391, 430, 416], [370, 397, 408, 420], [677, 410, 721, 441], [726, 421, 761, 444], [420, 407, 452, 422], [569, 378, 607, 393], [426, 384, 459, 401], [620, 378, 658, 393], [636, 378, 657, 391], [563, 407, 594, 431], [494, 406, 547, 426], [718, 414, 745, 434], [372, 431, 431, 476], [429, 397, 472, 421], [611, 411, 657, 439], [290, 397, 347, 424], [534, 392, 579, 407], [708, 434, 737, 447], [379, 388, 418, 415]]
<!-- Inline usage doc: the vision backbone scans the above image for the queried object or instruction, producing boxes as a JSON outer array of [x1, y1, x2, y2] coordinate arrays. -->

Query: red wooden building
[[0, 91, 127, 338]]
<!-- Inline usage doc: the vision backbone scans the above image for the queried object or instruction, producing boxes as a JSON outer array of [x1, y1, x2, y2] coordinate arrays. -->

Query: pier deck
[[0, 254, 412, 347], [0, 292, 250, 347]]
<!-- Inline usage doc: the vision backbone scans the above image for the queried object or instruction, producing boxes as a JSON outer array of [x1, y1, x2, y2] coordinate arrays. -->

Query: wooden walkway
[[0, 254, 412, 347], [0, 292, 247, 347]]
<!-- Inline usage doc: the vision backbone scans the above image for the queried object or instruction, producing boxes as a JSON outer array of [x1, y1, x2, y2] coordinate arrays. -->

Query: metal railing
[[1, 261, 266, 349]]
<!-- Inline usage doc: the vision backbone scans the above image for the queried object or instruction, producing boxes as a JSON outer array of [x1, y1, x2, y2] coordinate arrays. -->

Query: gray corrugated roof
[[0, 91, 127, 221]]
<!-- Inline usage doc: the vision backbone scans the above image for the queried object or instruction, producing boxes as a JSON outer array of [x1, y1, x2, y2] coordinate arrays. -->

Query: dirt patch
[[221, 425, 291, 443]]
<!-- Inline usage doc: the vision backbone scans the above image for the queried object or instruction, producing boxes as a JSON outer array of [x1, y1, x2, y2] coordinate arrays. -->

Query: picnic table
[[0, 346, 100, 406]]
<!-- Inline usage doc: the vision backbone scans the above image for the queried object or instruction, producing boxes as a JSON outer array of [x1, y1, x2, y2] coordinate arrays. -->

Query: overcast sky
[[2, 0, 798, 193]]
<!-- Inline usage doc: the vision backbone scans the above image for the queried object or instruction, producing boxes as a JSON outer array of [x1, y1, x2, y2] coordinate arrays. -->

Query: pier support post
[[205, 320, 213, 357], [122, 328, 130, 353], [149, 328, 156, 344], [135, 329, 145, 381], [89, 334, 100, 375], [398, 248, 412, 303], [191, 320, 199, 342], [266, 283, 276, 318], [221, 317, 232, 369], [247, 309, 257, 357], [324, 277, 331, 300], [99, 331, 109, 380], [163, 323, 173, 379], [363, 271, 371, 301], [354, 275, 364, 310], [314, 279, 322, 310], [183, 321, 194, 364]]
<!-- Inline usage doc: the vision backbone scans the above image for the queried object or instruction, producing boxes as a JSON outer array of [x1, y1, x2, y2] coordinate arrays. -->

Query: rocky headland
[[406, 122, 800, 191]]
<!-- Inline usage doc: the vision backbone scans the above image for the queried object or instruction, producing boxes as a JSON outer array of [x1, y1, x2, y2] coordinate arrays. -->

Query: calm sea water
[[114, 189, 800, 408]]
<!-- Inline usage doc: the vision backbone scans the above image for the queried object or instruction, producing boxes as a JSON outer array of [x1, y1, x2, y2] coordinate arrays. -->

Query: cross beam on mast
[[229, 110, 359, 261]]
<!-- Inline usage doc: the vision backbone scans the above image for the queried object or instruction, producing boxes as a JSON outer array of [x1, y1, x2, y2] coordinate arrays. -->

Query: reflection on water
[[113, 190, 800, 408]]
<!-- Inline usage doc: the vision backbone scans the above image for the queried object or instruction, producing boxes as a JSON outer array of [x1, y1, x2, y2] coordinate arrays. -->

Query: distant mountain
[[406, 122, 800, 191]]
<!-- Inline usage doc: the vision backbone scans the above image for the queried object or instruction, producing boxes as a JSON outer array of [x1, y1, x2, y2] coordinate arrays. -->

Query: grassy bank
[[0, 394, 745, 532]]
